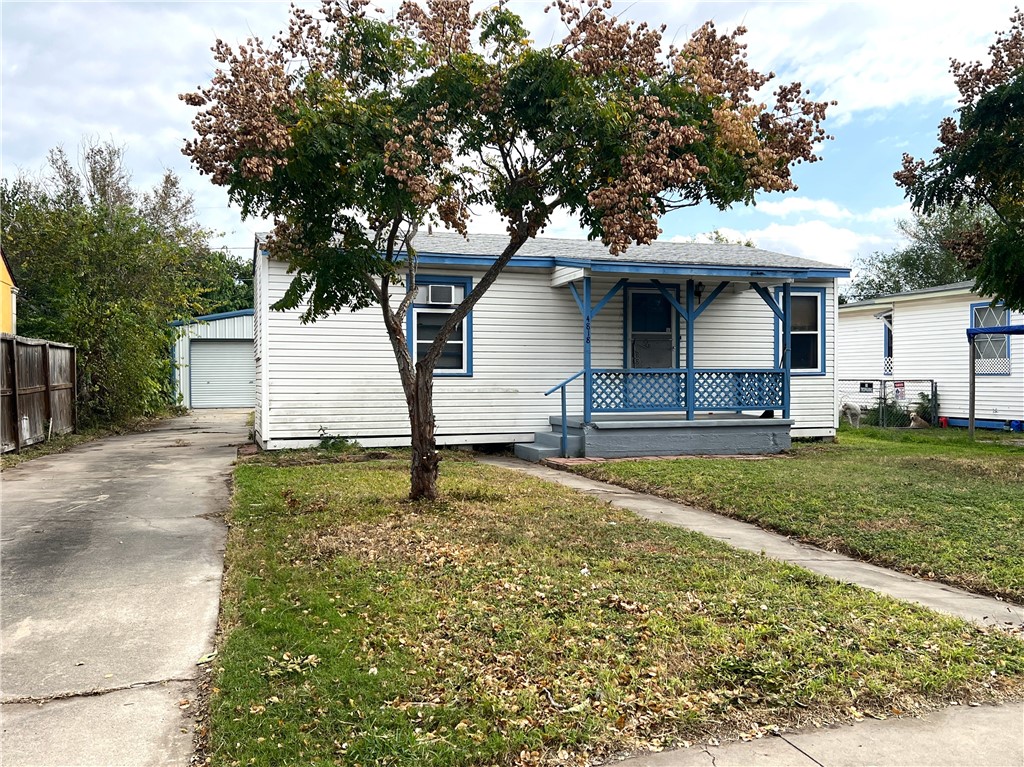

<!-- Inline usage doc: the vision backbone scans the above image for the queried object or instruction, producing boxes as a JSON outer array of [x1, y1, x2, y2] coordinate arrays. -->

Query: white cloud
[[753, 197, 912, 225], [680, 221, 899, 269]]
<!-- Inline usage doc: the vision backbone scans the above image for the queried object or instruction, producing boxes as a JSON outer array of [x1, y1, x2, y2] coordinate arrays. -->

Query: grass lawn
[[209, 453, 1024, 766], [569, 427, 1024, 603]]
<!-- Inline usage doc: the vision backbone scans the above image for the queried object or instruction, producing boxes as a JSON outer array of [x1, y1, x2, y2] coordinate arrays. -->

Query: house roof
[[840, 281, 977, 310], [170, 308, 254, 327], [257, 230, 848, 279], [409, 231, 844, 273]]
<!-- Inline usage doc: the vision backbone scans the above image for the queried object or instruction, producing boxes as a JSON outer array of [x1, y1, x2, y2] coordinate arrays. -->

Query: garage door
[[190, 340, 255, 408]]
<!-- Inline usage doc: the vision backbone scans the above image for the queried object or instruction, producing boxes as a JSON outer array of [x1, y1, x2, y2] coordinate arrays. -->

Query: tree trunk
[[408, 369, 440, 501]]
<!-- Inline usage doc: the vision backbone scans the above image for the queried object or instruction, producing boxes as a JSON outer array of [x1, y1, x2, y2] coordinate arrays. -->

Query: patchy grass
[[569, 427, 1024, 603], [210, 455, 1024, 766]]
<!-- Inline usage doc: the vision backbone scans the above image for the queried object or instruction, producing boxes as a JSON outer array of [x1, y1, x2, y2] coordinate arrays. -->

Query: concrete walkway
[[1, 409, 249, 767], [479, 456, 1024, 766]]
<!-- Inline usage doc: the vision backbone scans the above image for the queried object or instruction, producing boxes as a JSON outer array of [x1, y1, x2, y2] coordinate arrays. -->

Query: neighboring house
[[171, 310, 255, 408], [838, 282, 1023, 429], [253, 232, 849, 458], [1, 247, 18, 335]]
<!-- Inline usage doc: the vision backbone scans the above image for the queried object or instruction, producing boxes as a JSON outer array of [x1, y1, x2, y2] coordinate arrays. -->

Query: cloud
[[678, 221, 898, 269], [753, 197, 912, 225]]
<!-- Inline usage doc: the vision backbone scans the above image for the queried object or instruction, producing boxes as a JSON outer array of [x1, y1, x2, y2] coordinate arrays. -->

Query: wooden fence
[[1, 334, 76, 453]]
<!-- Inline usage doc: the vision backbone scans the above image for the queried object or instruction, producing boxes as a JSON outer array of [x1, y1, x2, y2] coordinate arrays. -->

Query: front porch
[[515, 273, 799, 461]]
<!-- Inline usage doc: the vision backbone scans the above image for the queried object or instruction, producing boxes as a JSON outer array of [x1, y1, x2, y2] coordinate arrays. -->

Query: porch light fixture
[[695, 281, 705, 304]]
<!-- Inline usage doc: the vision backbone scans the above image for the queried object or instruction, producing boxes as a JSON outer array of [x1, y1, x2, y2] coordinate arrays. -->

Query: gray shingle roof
[[410, 231, 841, 271]]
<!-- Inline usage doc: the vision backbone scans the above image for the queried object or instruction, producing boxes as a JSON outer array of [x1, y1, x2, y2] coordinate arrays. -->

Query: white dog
[[840, 401, 861, 428]]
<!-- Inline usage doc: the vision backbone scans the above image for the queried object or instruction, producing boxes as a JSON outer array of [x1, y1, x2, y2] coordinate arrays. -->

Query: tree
[[1, 141, 218, 423], [200, 250, 254, 314], [896, 10, 1024, 311], [846, 206, 989, 300], [181, 0, 832, 500]]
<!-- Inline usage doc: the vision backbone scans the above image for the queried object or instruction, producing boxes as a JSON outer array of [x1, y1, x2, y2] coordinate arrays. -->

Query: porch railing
[[591, 368, 784, 414]]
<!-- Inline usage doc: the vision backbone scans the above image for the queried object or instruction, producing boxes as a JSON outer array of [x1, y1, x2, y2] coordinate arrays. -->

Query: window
[[408, 277, 472, 376], [882, 313, 893, 376], [971, 302, 1011, 376], [776, 288, 825, 375]]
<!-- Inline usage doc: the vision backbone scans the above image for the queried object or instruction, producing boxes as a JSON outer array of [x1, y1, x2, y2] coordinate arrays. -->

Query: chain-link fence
[[838, 379, 938, 428]]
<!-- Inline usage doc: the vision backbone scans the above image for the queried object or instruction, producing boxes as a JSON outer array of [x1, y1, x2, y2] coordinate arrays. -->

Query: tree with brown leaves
[[896, 9, 1024, 312], [182, 0, 831, 500]]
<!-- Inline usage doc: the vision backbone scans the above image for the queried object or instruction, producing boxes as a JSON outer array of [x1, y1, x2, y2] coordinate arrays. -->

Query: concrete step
[[513, 442, 564, 462], [532, 431, 584, 453]]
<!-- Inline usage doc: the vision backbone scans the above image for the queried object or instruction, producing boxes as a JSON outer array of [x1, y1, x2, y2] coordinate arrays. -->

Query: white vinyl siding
[[256, 258, 841, 447], [190, 340, 256, 408], [839, 292, 1023, 424]]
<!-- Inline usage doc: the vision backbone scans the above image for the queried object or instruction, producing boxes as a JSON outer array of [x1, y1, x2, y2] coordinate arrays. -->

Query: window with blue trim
[[776, 287, 826, 375], [409, 276, 472, 376], [882, 313, 893, 376], [971, 302, 1010, 375]]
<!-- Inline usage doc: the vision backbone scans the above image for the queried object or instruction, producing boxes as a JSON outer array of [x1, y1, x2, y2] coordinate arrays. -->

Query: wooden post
[[968, 336, 976, 439], [72, 345, 78, 432], [43, 342, 53, 438], [782, 283, 792, 420], [685, 279, 695, 420], [11, 337, 20, 452], [583, 276, 592, 423]]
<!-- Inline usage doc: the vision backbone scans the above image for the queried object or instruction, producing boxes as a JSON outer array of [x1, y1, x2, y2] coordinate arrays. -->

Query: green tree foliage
[[1, 142, 221, 424], [896, 10, 1024, 311], [182, 0, 832, 499], [846, 206, 988, 300], [200, 250, 254, 315]]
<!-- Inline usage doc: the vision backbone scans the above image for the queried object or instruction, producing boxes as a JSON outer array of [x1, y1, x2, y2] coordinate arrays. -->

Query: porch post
[[782, 282, 792, 419], [968, 335, 976, 439], [583, 276, 593, 423], [685, 279, 695, 420]]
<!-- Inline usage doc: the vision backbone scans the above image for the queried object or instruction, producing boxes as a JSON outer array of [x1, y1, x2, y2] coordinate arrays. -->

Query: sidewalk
[[621, 702, 1024, 766], [478, 456, 1024, 767]]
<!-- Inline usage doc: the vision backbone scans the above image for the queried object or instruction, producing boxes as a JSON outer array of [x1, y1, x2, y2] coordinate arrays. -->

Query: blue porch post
[[685, 279, 695, 420], [583, 276, 593, 423], [782, 282, 792, 419]]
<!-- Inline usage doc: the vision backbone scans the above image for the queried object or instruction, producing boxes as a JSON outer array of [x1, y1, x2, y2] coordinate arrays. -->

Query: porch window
[[971, 302, 1011, 375], [777, 288, 825, 375], [408, 276, 472, 376]]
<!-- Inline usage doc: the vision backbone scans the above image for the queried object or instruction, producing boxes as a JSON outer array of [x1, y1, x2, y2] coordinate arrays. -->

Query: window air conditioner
[[427, 284, 455, 305]]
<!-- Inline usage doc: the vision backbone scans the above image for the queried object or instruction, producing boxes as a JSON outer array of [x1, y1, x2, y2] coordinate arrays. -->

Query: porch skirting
[[515, 413, 793, 461]]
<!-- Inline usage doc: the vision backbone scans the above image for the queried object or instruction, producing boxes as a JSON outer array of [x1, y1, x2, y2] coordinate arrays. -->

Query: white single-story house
[[171, 309, 255, 408], [838, 282, 1023, 430], [253, 232, 850, 458]]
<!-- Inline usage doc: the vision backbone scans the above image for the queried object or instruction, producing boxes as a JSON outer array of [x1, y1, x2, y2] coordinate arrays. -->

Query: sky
[[1, 0, 1018, 271]]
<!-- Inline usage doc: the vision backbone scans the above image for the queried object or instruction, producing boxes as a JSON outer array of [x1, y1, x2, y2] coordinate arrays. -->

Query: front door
[[628, 290, 675, 368], [625, 289, 678, 409]]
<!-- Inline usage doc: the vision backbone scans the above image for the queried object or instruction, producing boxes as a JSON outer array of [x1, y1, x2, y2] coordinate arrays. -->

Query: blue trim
[[969, 301, 1012, 376], [568, 282, 584, 315], [170, 308, 254, 327], [947, 417, 1015, 430], [782, 283, 792, 418], [406, 275, 473, 377], [776, 286, 826, 376], [686, 281, 696, 419], [583, 277, 593, 422], [413, 252, 851, 279]]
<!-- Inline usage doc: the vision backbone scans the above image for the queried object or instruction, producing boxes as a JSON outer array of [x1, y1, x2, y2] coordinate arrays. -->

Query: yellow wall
[[0, 255, 16, 335]]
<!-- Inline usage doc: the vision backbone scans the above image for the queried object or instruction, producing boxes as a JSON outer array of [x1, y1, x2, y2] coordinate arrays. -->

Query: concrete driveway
[[1, 409, 249, 767]]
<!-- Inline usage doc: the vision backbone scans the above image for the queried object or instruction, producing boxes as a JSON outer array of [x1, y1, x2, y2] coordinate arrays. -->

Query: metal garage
[[171, 310, 254, 409]]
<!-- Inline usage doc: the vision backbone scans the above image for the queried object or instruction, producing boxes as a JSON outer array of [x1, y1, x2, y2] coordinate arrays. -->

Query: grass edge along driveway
[[569, 428, 1024, 604], [206, 455, 1024, 767]]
